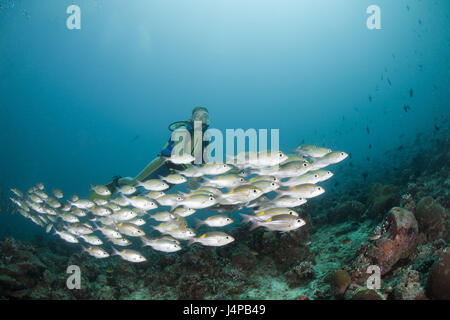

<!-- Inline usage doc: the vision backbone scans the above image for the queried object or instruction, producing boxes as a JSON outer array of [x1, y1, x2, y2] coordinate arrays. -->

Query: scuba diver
[[90, 106, 211, 201]]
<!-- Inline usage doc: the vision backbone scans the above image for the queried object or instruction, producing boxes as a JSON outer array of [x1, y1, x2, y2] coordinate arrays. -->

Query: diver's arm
[[133, 157, 166, 182]]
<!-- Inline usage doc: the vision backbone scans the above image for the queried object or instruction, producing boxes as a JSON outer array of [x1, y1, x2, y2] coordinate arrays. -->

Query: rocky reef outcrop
[[350, 207, 419, 283], [427, 248, 450, 300]]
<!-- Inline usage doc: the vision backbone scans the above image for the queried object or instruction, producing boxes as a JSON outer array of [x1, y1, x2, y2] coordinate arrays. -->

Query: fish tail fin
[[187, 238, 197, 247], [140, 236, 150, 247], [249, 220, 261, 231], [239, 213, 254, 225], [200, 176, 212, 187], [194, 218, 204, 229], [273, 191, 284, 199], [111, 246, 120, 256], [135, 180, 143, 187]]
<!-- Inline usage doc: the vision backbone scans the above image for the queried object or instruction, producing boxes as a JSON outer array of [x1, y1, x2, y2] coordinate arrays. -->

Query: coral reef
[[393, 269, 426, 300], [0, 139, 448, 300], [415, 196, 449, 242], [351, 288, 384, 300], [331, 269, 351, 299], [285, 261, 315, 288], [427, 248, 450, 300], [350, 207, 419, 283]]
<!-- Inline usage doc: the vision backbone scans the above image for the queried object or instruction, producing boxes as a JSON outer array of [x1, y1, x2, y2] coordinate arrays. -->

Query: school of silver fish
[[9, 145, 348, 263]]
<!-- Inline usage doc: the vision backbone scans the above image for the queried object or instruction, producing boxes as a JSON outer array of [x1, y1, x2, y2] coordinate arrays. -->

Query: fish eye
[[226, 236, 229, 239], [318, 187, 322, 191], [289, 211, 294, 215], [303, 163, 308, 167], [209, 197, 214, 201], [314, 174, 318, 178], [253, 189, 257, 193], [297, 219, 301, 223], [340, 152, 344, 156]]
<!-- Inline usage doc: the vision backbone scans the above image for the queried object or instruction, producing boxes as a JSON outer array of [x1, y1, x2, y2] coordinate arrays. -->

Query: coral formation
[[331, 269, 351, 298], [393, 269, 427, 300], [0, 139, 448, 300], [427, 248, 450, 300], [415, 196, 449, 242], [350, 207, 419, 284]]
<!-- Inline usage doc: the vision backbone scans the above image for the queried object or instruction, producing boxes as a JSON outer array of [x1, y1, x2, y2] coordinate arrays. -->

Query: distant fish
[[403, 105, 411, 112], [434, 124, 440, 131], [418, 19, 422, 25], [340, 238, 352, 245], [387, 78, 392, 86], [368, 95, 372, 102], [130, 135, 140, 143], [409, 88, 413, 98], [366, 126, 370, 134], [362, 172, 368, 181], [368, 144, 372, 149], [366, 157, 370, 162], [368, 234, 381, 241], [397, 145, 404, 151], [406, 5, 410, 11]]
